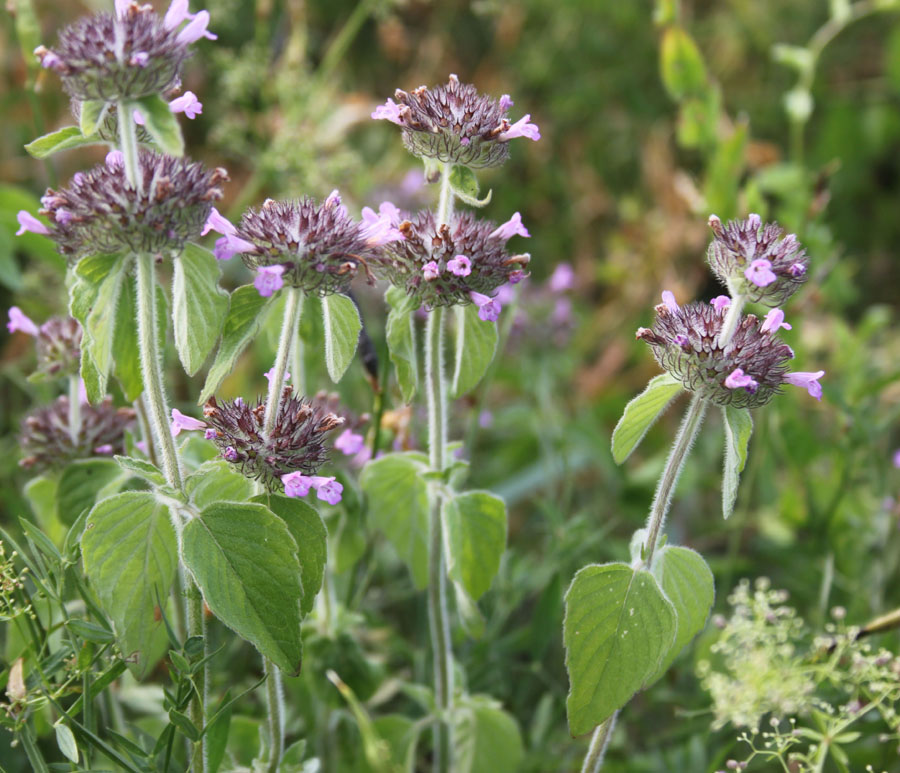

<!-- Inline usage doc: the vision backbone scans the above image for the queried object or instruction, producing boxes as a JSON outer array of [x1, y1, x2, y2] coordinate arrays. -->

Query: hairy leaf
[[443, 491, 507, 601], [451, 303, 497, 398], [722, 405, 753, 519], [611, 373, 683, 464], [322, 293, 361, 383]]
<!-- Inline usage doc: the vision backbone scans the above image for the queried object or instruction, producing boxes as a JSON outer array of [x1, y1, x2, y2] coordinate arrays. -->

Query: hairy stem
[[264, 657, 284, 772], [68, 374, 81, 445], [581, 712, 618, 773], [437, 163, 455, 227], [643, 394, 708, 566], [264, 288, 303, 437], [187, 582, 207, 773], [117, 101, 142, 189], [717, 294, 745, 349]]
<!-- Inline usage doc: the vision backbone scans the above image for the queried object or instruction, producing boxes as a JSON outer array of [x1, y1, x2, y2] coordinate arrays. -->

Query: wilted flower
[[203, 388, 344, 492], [707, 215, 809, 306], [33, 0, 215, 103], [20, 150, 226, 262], [20, 396, 135, 472], [372, 74, 539, 169]]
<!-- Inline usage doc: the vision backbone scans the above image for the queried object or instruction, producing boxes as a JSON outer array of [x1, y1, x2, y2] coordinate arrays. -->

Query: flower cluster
[[205, 193, 398, 297], [199, 389, 344, 493], [637, 294, 822, 408], [707, 214, 809, 306], [20, 396, 134, 472], [373, 209, 530, 318], [33, 0, 214, 103], [7, 309, 82, 379], [372, 74, 540, 169], [17, 150, 226, 262]]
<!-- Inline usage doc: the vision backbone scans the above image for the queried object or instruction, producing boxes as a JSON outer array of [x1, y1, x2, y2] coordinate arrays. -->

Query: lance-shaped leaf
[[25, 126, 99, 159], [181, 502, 304, 674], [443, 491, 507, 601], [722, 405, 753, 519], [564, 562, 676, 735], [451, 303, 498, 398], [172, 244, 229, 376], [322, 293, 361, 383], [385, 286, 418, 402], [611, 373, 683, 464], [81, 492, 177, 679], [200, 285, 273, 403], [129, 94, 184, 156]]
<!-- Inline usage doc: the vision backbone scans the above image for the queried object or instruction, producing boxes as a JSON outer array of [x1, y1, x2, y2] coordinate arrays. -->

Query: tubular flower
[[202, 388, 344, 492], [372, 209, 530, 309], [33, 1, 215, 103], [372, 74, 539, 169], [636, 299, 799, 409], [25, 150, 226, 263], [20, 396, 135, 473], [707, 214, 809, 306], [227, 196, 383, 296]]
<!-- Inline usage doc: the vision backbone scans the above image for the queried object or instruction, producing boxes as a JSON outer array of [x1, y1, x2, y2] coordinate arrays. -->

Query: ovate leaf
[[359, 453, 430, 589], [184, 460, 255, 510], [181, 502, 304, 674], [57, 458, 125, 525], [564, 562, 676, 735], [443, 491, 507, 601], [611, 373, 683, 464], [322, 293, 361, 383], [385, 286, 418, 403], [200, 285, 273, 403], [660, 26, 708, 101], [453, 695, 524, 773], [173, 244, 230, 376], [81, 492, 177, 679], [114, 455, 165, 487], [25, 126, 97, 159], [129, 94, 184, 156], [79, 100, 108, 137], [648, 545, 714, 683], [54, 722, 79, 764], [722, 405, 753, 519], [451, 303, 498, 398]]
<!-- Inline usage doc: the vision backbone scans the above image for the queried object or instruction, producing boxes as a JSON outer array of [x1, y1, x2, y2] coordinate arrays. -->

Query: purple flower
[[673, 333, 689, 347], [282, 471, 314, 498], [724, 368, 759, 393], [264, 366, 290, 384], [471, 291, 501, 322], [499, 94, 514, 111], [498, 114, 541, 142], [323, 189, 349, 218], [163, 0, 191, 28], [423, 261, 440, 281], [214, 234, 256, 262], [760, 308, 792, 334], [202, 207, 235, 237], [176, 9, 217, 45], [38, 49, 62, 70], [549, 262, 574, 292], [552, 297, 572, 326], [744, 258, 777, 287], [94, 444, 114, 455], [7, 307, 39, 336], [15, 211, 49, 237], [55, 209, 74, 225], [255, 265, 285, 297], [204, 428, 217, 439], [784, 370, 825, 400], [893, 449, 900, 469], [360, 202, 404, 246], [334, 429, 365, 456], [170, 408, 207, 436], [495, 283, 517, 306], [105, 150, 124, 168], [508, 269, 526, 284], [478, 410, 494, 428], [371, 98, 404, 125], [169, 90, 202, 119], [447, 254, 472, 277], [130, 51, 149, 67], [710, 295, 731, 311], [489, 212, 530, 241], [223, 445, 239, 461], [661, 290, 679, 313], [789, 262, 807, 277], [312, 476, 343, 505]]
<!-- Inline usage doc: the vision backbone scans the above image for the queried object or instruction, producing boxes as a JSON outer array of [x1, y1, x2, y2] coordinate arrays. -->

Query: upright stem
[[187, 583, 207, 772], [581, 712, 618, 773], [642, 394, 708, 566], [264, 288, 303, 436], [425, 306, 452, 773], [717, 294, 745, 349], [117, 101, 142, 189], [264, 657, 284, 772], [437, 164, 454, 227], [67, 374, 81, 445]]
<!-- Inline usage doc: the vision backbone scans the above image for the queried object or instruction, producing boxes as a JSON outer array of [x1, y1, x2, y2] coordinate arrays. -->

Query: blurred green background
[[2, 0, 900, 770]]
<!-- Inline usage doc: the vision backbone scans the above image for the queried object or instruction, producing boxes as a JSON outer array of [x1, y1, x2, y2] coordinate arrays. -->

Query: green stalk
[[117, 101, 142, 189], [263, 288, 303, 437], [717, 293, 745, 349], [18, 722, 50, 773], [264, 657, 284, 772], [68, 374, 81, 445], [581, 712, 617, 773]]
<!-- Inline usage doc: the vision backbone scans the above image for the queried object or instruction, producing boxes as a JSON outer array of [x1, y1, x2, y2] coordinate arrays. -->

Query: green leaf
[[611, 373, 683, 464], [24, 126, 98, 159], [253, 494, 327, 618], [81, 492, 178, 679], [70, 253, 130, 403], [448, 165, 492, 208], [322, 293, 361, 383], [564, 562, 676, 735], [23, 475, 58, 533], [703, 121, 747, 221], [359, 453, 430, 589], [451, 303, 498, 398], [722, 405, 753, 519], [453, 695, 524, 773], [54, 721, 79, 764], [114, 455, 166, 487], [129, 94, 184, 156], [58, 459, 124, 526], [169, 709, 200, 742], [647, 546, 714, 683], [443, 491, 506, 601], [111, 277, 167, 401], [660, 26, 708, 101], [0, 184, 64, 268], [66, 618, 115, 643], [185, 460, 255, 510], [79, 100, 108, 137], [182, 502, 305, 674], [173, 244, 230, 376], [385, 286, 418, 402], [200, 285, 273, 403]]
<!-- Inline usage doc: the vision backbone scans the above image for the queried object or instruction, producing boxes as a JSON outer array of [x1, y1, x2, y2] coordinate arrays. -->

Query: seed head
[[203, 389, 344, 492], [37, 150, 226, 262], [707, 215, 809, 306], [20, 396, 135, 473], [372, 74, 540, 169]]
